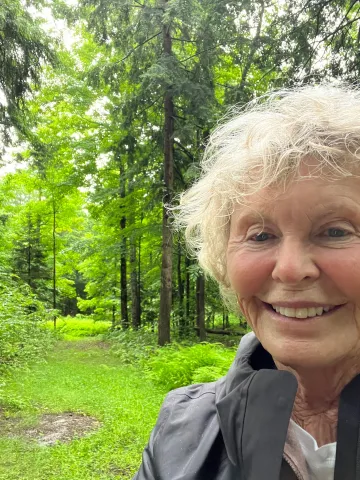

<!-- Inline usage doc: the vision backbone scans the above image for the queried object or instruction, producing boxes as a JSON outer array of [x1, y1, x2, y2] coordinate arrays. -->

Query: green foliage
[[145, 342, 236, 391], [191, 365, 228, 384], [109, 327, 158, 364], [0, 275, 53, 373], [45, 316, 111, 339], [1, 0, 360, 345], [0, 0, 55, 142]]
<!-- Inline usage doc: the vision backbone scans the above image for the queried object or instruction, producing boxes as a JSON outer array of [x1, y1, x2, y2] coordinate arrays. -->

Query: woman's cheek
[[318, 248, 360, 302], [238, 297, 256, 329], [227, 250, 273, 298]]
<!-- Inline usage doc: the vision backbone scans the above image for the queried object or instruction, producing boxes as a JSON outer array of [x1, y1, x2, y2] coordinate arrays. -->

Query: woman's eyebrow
[[231, 209, 269, 229], [312, 201, 360, 219]]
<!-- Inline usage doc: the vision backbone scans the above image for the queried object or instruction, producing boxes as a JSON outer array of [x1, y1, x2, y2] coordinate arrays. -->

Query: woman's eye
[[323, 227, 349, 238], [250, 232, 274, 242]]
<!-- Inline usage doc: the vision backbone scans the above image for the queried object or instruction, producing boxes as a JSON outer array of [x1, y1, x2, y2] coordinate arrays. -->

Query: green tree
[[0, 0, 55, 144]]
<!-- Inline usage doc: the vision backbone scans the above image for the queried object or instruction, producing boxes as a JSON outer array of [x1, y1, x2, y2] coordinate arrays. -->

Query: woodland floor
[[0, 339, 166, 480]]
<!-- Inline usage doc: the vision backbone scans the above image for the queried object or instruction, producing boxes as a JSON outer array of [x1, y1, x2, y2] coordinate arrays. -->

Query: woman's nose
[[271, 238, 320, 284]]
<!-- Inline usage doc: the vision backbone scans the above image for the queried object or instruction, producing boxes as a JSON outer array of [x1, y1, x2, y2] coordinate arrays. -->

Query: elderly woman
[[135, 85, 360, 480]]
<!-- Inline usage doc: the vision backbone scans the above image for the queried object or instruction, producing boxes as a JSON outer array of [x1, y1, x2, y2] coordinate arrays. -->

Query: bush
[[0, 275, 53, 373], [108, 327, 157, 364], [45, 316, 111, 339], [108, 329, 237, 390], [145, 342, 237, 391]]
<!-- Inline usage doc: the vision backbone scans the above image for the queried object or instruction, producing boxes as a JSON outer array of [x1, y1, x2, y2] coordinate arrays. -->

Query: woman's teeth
[[271, 305, 332, 319]]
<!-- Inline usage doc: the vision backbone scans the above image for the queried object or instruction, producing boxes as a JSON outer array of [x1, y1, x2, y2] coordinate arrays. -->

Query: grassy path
[[0, 339, 167, 480]]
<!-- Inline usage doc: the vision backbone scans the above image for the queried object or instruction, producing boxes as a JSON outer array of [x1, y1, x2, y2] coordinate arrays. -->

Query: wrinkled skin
[[226, 167, 360, 445]]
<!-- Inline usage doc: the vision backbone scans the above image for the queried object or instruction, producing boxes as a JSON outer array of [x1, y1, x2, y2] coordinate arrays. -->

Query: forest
[[0, 0, 359, 478]]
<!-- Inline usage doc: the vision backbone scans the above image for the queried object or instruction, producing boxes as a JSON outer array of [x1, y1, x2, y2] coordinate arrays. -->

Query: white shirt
[[290, 420, 336, 480]]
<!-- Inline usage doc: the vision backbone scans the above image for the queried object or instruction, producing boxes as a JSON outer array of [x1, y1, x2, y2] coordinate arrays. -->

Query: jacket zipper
[[283, 453, 305, 480]]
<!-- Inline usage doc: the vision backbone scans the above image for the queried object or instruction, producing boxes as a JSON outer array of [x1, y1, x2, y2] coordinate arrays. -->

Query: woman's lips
[[263, 301, 345, 320]]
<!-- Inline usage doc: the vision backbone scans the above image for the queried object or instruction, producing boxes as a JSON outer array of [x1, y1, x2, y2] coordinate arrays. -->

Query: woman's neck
[[275, 359, 360, 447]]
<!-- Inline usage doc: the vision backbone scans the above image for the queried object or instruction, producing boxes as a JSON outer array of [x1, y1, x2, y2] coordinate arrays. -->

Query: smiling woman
[[227, 174, 360, 374], [134, 85, 360, 480]]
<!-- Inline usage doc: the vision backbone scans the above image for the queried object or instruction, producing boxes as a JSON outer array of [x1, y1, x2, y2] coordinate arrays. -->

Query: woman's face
[[227, 172, 360, 368]]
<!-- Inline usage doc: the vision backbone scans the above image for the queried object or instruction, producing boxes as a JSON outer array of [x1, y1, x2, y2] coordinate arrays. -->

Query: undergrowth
[[0, 275, 53, 374], [144, 342, 237, 390], [108, 327, 157, 364], [45, 316, 111, 339], [108, 328, 238, 391]]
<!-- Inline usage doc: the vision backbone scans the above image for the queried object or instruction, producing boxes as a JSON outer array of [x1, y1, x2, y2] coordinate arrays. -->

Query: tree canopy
[[0, 0, 55, 145], [0, 0, 359, 343]]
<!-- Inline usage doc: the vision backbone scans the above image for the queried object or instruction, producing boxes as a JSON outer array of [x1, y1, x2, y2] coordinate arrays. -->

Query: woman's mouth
[[264, 302, 345, 319]]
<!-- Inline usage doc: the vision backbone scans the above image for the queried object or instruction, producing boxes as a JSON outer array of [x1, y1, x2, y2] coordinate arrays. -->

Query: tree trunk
[[120, 222, 128, 329], [177, 237, 185, 335], [158, 7, 174, 346], [129, 179, 141, 330], [194, 130, 207, 340], [52, 199, 57, 329], [130, 234, 141, 329], [138, 229, 142, 321], [119, 158, 129, 329], [27, 213, 32, 288], [196, 274, 206, 341], [113, 258, 118, 328], [185, 256, 190, 322]]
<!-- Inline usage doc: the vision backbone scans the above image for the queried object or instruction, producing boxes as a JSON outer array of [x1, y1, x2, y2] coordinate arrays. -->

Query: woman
[[135, 85, 360, 480]]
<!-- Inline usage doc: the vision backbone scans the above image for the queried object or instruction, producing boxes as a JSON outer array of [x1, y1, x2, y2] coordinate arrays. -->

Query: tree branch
[[176, 46, 218, 64], [137, 94, 163, 116], [320, 15, 360, 43], [116, 31, 162, 64], [174, 139, 194, 162], [172, 38, 198, 43], [174, 161, 186, 187], [173, 113, 203, 130]]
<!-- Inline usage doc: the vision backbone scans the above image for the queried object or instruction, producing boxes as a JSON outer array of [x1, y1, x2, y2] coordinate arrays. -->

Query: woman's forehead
[[233, 175, 360, 220]]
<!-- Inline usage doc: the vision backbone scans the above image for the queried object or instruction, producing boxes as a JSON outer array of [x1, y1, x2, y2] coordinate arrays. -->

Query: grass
[[0, 339, 167, 480], [45, 317, 112, 340]]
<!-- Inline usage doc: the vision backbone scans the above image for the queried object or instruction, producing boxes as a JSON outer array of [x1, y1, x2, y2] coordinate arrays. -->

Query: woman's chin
[[263, 337, 340, 370]]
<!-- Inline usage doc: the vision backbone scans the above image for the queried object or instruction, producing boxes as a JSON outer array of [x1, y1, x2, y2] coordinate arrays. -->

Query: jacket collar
[[216, 332, 360, 480], [216, 333, 298, 480]]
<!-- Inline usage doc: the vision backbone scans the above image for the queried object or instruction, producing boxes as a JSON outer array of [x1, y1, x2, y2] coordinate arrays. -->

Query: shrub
[[0, 275, 53, 373], [145, 342, 236, 391], [45, 316, 111, 339], [109, 327, 157, 364]]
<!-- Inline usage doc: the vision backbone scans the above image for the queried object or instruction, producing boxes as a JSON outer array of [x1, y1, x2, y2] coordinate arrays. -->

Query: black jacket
[[134, 333, 360, 480]]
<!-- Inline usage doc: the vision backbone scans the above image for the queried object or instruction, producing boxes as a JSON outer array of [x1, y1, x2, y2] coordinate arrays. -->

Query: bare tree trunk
[[120, 221, 128, 329], [177, 237, 185, 335], [130, 235, 141, 329], [129, 180, 141, 330], [159, 6, 174, 346], [112, 258, 118, 328], [119, 158, 129, 329], [138, 230, 142, 321], [185, 256, 190, 323], [27, 213, 32, 288], [194, 130, 207, 340], [52, 198, 56, 329], [196, 274, 206, 341]]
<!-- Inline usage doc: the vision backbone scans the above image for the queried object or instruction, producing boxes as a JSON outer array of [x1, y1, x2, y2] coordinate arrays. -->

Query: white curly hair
[[175, 84, 360, 308]]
